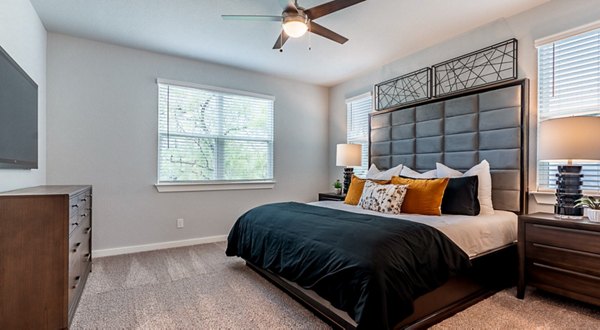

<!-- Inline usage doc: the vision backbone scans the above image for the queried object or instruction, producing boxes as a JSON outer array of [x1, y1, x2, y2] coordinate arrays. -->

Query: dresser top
[[0, 185, 91, 196]]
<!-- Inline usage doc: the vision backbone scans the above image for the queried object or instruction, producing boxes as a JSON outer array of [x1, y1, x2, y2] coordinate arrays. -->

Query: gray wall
[[0, 0, 47, 192], [46, 33, 329, 251], [328, 0, 600, 214]]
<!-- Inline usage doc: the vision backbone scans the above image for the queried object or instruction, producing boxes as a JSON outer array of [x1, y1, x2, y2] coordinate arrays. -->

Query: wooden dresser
[[517, 213, 600, 306], [0, 185, 92, 329]]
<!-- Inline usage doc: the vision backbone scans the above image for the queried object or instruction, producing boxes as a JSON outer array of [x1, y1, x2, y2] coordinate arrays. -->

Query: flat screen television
[[0, 45, 38, 169]]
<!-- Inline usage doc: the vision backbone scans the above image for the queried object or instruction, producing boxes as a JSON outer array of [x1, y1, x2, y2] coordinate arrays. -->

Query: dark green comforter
[[226, 202, 470, 329]]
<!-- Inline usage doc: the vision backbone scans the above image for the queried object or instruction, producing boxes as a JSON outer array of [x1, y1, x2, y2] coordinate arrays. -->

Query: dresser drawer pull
[[532, 243, 600, 258], [81, 198, 87, 202], [71, 221, 79, 227], [85, 227, 91, 235], [84, 253, 91, 262], [80, 213, 87, 217], [71, 204, 79, 208], [71, 242, 81, 253], [532, 224, 600, 236], [72, 276, 81, 289], [533, 262, 600, 281]]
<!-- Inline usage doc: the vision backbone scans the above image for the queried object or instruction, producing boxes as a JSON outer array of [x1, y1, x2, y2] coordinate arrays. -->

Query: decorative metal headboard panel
[[433, 39, 518, 97], [375, 68, 431, 111], [369, 79, 529, 214]]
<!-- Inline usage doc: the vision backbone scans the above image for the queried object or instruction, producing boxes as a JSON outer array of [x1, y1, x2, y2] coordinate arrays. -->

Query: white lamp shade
[[538, 116, 600, 161], [336, 144, 362, 167], [282, 19, 308, 38]]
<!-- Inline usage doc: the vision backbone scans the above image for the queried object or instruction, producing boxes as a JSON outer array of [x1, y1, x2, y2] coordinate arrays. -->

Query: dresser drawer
[[525, 223, 600, 254], [69, 218, 90, 264], [69, 193, 88, 234], [68, 222, 91, 305], [526, 242, 600, 277], [69, 208, 90, 236], [528, 262, 600, 305]]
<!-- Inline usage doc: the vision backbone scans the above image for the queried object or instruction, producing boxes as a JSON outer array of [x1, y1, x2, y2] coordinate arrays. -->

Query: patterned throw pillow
[[358, 181, 408, 214]]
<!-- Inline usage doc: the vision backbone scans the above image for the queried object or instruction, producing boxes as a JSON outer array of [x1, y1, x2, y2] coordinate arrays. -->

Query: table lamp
[[336, 144, 362, 194], [538, 116, 600, 218]]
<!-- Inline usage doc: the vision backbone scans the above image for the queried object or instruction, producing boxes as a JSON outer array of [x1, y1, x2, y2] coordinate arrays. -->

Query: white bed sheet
[[309, 201, 517, 259]]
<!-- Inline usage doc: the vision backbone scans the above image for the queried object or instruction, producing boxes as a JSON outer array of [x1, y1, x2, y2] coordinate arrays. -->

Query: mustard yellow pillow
[[344, 175, 390, 205], [391, 176, 449, 215]]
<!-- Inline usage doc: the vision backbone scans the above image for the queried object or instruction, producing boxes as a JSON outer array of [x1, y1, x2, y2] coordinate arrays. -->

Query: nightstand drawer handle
[[532, 224, 600, 236], [532, 243, 600, 258], [533, 262, 600, 281]]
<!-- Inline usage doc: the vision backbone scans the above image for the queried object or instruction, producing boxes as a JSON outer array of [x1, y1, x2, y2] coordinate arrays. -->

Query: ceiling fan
[[222, 0, 366, 50]]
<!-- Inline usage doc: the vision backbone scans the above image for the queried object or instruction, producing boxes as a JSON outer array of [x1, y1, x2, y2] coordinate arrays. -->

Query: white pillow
[[358, 181, 408, 215], [400, 166, 437, 179], [366, 164, 403, 180], [436, 160, 494, 215]]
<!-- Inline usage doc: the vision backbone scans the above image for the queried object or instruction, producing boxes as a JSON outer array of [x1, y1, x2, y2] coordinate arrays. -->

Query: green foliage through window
[[158, 81, 274, 182]]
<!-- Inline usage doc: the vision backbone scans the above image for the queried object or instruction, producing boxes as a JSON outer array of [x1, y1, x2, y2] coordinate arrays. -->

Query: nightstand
[[318, 192, 346, 201], [517, 212, 600, 306]]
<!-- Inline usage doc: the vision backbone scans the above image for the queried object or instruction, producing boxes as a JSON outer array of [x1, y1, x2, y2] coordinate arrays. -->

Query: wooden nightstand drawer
[[528, 262, 600, 306], [525, 223, 600, 254], [526, 242, 600, 277], [518, 213, 600, 306]]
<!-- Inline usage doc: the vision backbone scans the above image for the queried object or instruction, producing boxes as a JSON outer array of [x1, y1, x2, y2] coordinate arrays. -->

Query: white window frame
[[155, 79, 276, 192], [346, 92, 373, 177], [535, 23, 600, 197]]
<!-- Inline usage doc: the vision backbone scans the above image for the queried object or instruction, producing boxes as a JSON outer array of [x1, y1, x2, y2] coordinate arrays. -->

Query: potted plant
[[575, 196, 600, 222], [333, 179, 342, 195]]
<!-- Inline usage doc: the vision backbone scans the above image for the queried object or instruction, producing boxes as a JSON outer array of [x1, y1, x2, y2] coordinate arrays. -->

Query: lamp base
[[554, 165, 583, 219], [343, 167, 354, 195]]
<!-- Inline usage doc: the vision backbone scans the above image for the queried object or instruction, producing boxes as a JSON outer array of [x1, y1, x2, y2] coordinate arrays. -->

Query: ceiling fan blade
[[279, 0, 297, 10], [273, 31, 290, 49], [305, 0, 366, 20], [310, 22, 348, 44], [222, 15, 282, 22]]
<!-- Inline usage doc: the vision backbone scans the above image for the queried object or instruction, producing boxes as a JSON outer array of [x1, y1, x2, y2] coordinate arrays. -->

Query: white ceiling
[[30, 0, 549, 86]]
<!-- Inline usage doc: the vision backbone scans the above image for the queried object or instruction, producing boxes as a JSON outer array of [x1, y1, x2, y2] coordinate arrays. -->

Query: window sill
[[155, 181, 276, 192], [529, 191, 555, 205], [530, 190, 600, 205]]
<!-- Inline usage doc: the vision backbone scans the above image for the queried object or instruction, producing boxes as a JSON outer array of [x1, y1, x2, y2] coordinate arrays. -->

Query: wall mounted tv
[[0, 45, 38, 169]]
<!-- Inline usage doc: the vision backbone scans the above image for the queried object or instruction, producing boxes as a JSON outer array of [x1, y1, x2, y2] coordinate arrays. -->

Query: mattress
[[310, 201, 517, 259]]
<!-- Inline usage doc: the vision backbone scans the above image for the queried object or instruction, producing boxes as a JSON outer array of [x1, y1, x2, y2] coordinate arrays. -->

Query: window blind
[[537, 27, 600, 192], [158, 81, 274, 183], [346, 93, 372, 177]]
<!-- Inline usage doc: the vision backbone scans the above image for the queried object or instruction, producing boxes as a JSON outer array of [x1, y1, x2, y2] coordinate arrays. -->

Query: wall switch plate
[[177, 218, 184, 228]]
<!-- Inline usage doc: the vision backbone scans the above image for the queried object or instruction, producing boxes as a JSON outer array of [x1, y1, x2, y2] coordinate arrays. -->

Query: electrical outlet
[[176, 218, 184, 228]]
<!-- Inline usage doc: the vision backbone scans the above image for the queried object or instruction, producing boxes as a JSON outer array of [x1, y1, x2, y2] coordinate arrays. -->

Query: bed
[[227, 79, 530, 329]]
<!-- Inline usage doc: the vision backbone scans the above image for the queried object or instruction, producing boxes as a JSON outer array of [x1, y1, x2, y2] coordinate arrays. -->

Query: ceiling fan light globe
[[283, 20, 308, 38]]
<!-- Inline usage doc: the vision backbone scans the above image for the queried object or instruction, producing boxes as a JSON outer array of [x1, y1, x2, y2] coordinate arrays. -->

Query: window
[[537, 26, 600, 192], [346, 93, 373, 177], [157, 79, 274, 184]]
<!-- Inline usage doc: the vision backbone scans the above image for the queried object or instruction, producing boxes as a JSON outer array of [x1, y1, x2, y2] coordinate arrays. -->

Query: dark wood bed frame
[[245, 79, 530, 329]]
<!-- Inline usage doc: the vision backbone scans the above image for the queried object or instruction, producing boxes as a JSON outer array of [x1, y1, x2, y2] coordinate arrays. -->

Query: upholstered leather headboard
[[369, 79, 529, 213]]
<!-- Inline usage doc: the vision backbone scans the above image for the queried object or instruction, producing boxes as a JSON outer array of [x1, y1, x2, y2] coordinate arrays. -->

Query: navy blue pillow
[[441, 175, 480, 216]]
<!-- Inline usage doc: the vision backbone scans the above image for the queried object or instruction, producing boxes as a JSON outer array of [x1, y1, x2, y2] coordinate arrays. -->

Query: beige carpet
[[433, 288, 599, 329], [72, 242, 599, 329]]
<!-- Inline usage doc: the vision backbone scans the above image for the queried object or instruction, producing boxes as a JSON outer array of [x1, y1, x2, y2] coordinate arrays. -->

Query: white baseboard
[[93, 235, 228, 258]]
